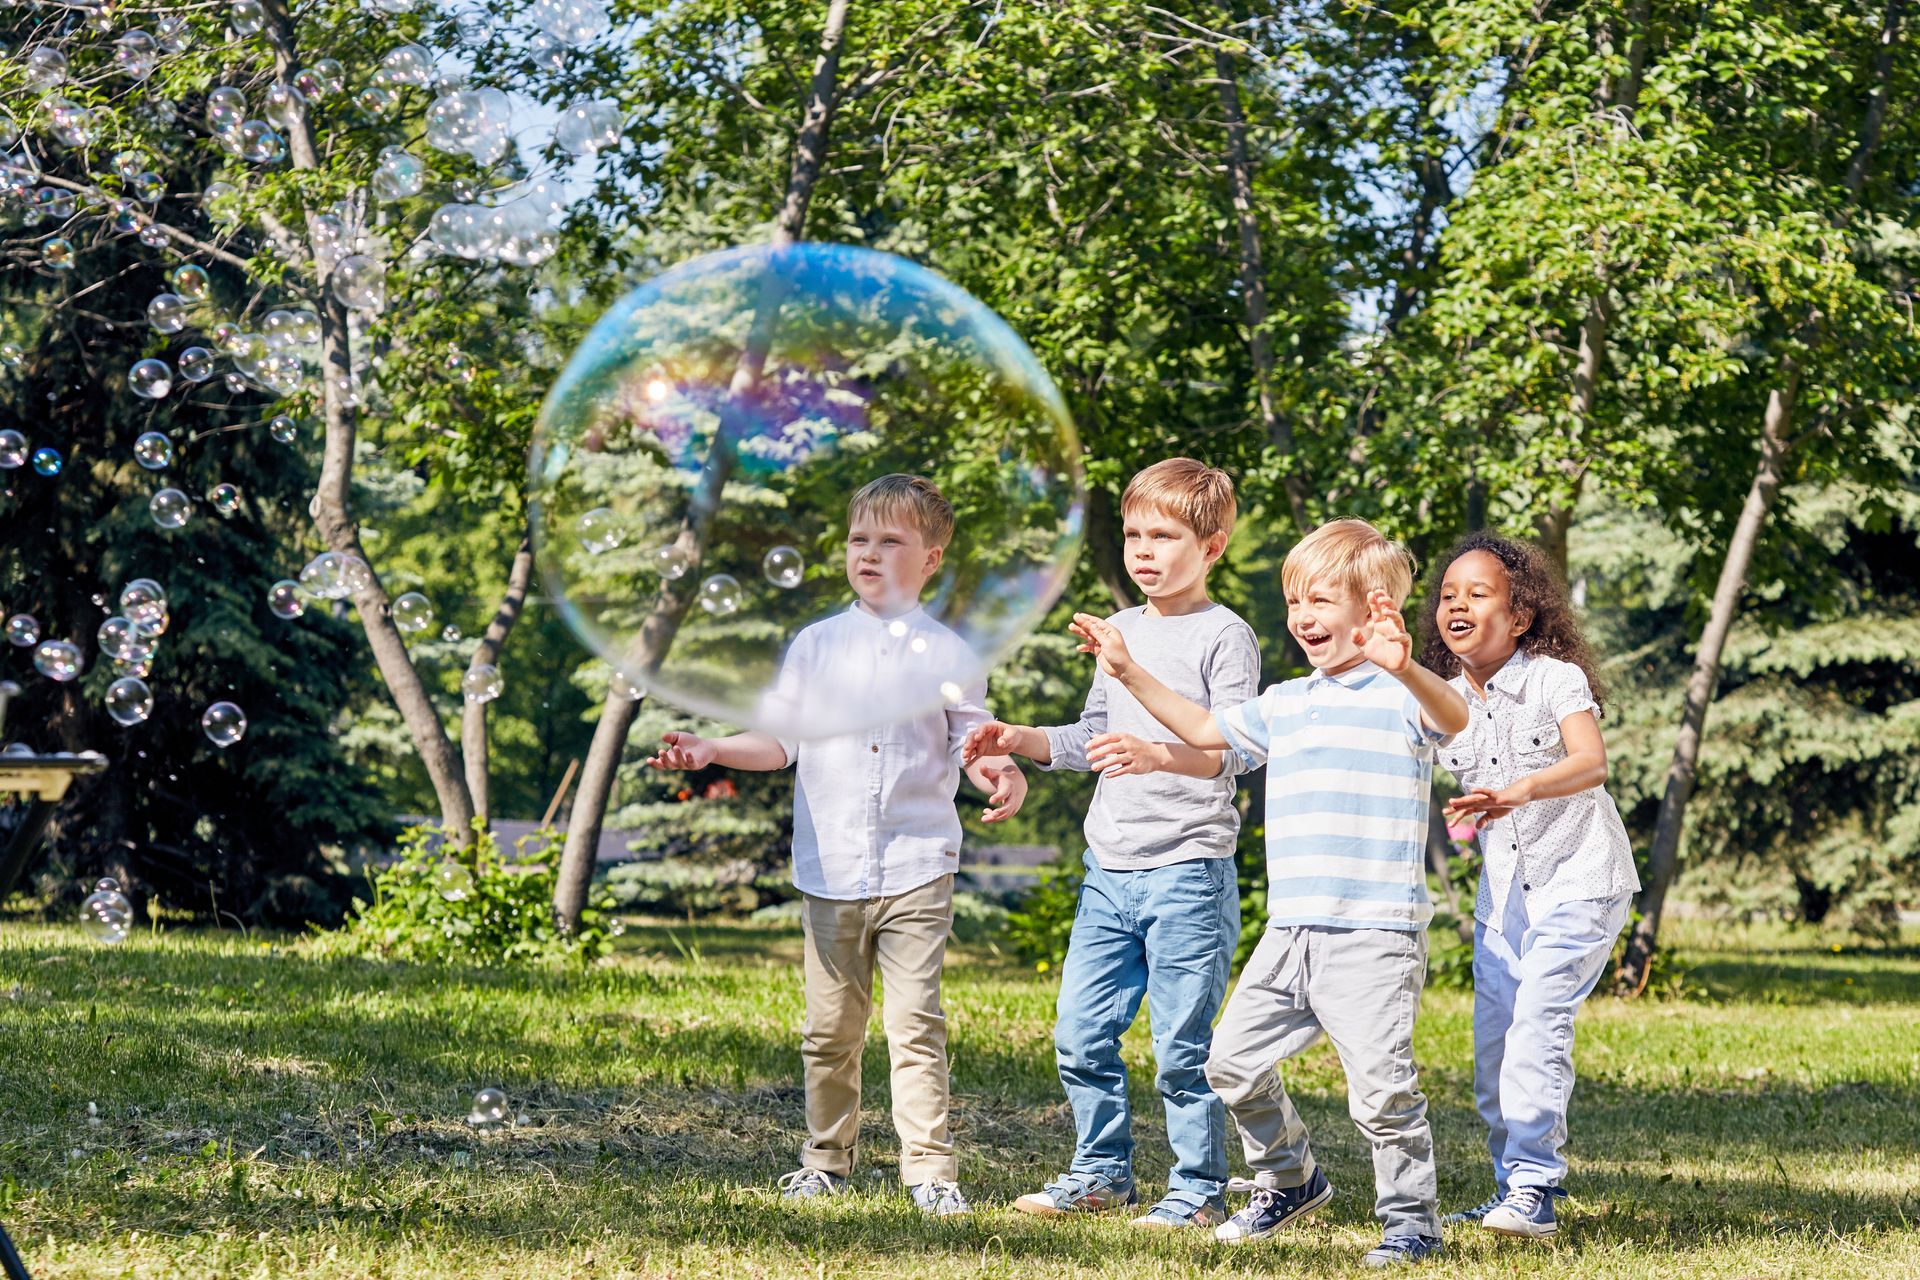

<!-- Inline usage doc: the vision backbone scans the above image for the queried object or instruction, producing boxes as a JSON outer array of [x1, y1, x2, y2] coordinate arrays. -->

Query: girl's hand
[[1086, 732, 1168, 778], [645, 731, 717, 772], [980, 764, 1026, 823], [1070, 613, 1134, 679], [1445, 781, 1533, 830], [1353, 589, 1412, 673]]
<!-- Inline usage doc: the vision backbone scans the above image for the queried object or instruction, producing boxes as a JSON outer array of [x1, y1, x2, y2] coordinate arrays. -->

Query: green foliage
[[602, 856, 783, 916], [317, 823, 617, 967], [1001, 861, 1081, 970]]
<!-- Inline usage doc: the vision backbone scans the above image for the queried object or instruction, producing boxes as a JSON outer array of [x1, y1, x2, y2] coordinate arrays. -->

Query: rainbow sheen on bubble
[[528, 243, 1084, 741]]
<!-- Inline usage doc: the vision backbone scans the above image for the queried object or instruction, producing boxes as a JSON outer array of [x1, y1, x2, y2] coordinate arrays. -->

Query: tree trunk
[[1087, 485, 1143, 612], [553, 0, 853, 932], [462, 535, 535, 828], [262, 0, 476, 838], [1614, 370, 1796, 994], [1214, 44, 1309, 533]]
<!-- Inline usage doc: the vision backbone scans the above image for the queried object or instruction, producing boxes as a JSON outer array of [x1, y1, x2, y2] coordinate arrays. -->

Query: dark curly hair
[[1418, 531, 1607, 716]]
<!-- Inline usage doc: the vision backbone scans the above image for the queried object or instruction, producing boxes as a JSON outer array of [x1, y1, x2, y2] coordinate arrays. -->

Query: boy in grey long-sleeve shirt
[[962, 458, 1260, 1229]]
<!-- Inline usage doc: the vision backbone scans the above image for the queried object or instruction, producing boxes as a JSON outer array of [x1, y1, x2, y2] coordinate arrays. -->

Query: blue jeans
[[1054, 850, 1239, 1210], [1473, 876, 1631, 1194]]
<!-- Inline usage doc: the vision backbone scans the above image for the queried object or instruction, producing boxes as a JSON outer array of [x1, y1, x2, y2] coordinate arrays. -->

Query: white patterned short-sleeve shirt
[[1439, 650, 1640, 930]]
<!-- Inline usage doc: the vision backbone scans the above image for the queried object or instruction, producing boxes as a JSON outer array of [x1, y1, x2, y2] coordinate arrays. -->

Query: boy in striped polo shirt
[[1068, 518, 1469, 1270]]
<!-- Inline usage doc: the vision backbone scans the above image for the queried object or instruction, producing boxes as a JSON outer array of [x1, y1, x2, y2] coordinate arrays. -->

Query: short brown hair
[[1282, 517, 1416, 606], [847, 474, 955, 549], [1120, 457, 1237, 541]]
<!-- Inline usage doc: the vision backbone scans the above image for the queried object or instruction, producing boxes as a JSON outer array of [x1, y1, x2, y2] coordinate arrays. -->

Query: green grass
[[2, 915, 1918, 1278]]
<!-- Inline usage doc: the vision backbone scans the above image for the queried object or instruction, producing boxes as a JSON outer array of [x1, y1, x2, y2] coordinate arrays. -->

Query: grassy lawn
[[2, 914, 1917, 1278]]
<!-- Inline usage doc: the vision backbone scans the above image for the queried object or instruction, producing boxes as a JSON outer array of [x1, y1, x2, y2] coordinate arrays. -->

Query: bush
[[311, 822, 618, 967], [602, 857, 787, 916], [1004, 863, 1080, 968]]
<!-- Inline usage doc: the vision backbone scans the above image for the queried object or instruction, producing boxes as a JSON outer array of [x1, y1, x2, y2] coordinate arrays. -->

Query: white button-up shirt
[[1440, 650, 1640, 929], [768, 603, 991, 901]]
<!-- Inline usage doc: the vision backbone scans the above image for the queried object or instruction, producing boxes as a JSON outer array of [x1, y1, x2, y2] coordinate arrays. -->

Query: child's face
[[1122, 504, 1224, 601], [844, 513, 942, 616], [1285, 577, 1372, 671], [1435, 549, 1530, 668]]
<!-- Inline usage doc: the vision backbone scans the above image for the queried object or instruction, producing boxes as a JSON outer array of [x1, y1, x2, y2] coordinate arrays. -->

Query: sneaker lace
[[1247, 1187, 1279, 1215], [922, 1178, 964, 1210], [777, 1168, 837, 1194], [1508, 1187, 1548, 1216]]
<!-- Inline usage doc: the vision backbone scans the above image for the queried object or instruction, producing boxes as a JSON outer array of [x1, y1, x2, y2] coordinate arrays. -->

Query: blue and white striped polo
[[1215, 660, 1450, 931]]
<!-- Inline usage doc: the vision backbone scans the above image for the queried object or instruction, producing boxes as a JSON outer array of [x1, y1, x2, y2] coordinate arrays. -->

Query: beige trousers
[[799, 873, 956, 1184]]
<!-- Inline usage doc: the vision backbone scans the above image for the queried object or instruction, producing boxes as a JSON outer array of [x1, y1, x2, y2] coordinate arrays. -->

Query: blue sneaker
[[1130, 1195, 1227, 1230], [1361, 1234, 1445, 1267], [1443, 1192, 1505, 1225], [1013, 1170, 1137, 1216], [1213, 1168, 1334, 1244], [1481, 1186, 1557, 1238]]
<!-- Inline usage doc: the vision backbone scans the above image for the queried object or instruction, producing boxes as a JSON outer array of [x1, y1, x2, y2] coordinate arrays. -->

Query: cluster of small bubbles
[[376, 43, 435, 90], [298, 551, 372, 599], [105, 676, 154, 726], [45, 98, 94, 147], [149, 488, 192, 528], [148, 293, 191, 334], [531, 0, 612, 45], [233, 120, 286, 165], [698, 574, 742, 616], [553, 99, 623, 156], [461, 664, 503, 703], [371, 147, 425, 201], [262, 81, 305, 131], [436, 862, 474, 903], [5, 614, 38, 647], [467, 1086, 507, 1126], [330, 254, 385, 310], [576, 508, 621, 553], [114, 30, 159, 80], [98, 616, 157, 663], [129, 360, 173, 400], [178, 347, 215, 383], [42, 238, 75, 270], [80, 879, 132, 945], [209, 483, 242, 514], [263, 308, 320, 349], [119, 579, 167, 628], [170, 265, 211, 299], [391, 591, 433, 633], [267, 579, 304, 619], [133, 432, 173, 469], [207, 87, 247, 133], [425, 86, 513, 166], [356, 86, 395, 116], [230, 0, 268, 37], [269, 414, 299, 444], [201, 701, 247, 747], [762, 545, 804, 589], [32, 447, 62, 475], [33, 639, 83, 682], [0, 431, 25, 469], [291, 58, 345, 101], [25, 47, 68, 91]]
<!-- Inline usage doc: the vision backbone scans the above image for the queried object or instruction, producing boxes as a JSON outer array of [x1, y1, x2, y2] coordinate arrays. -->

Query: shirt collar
[[844, 600, 929, 631], [1308, 659, 1383, 688], [1484, 648, 1533, 697]]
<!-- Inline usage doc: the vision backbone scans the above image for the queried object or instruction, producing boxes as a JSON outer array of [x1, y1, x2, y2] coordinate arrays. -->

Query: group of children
[[645, 462, 1640, 1267]]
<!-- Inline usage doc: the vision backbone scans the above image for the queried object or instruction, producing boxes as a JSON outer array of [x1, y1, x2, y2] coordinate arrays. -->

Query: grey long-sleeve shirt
[[1040, 603, 1261, 871]]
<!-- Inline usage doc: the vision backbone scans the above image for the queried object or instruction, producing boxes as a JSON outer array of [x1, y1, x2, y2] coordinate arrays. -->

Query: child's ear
[[924, 544, 945, 577], [1203, 531, 1228, 563], [1510, 606, 1534, 636]]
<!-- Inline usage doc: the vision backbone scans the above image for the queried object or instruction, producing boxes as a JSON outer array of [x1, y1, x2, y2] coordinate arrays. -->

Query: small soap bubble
[[206, 87, 247, 133], [234, 121, 285, 164], [42, 238, 75, 270], [467, 1086, 506, 1126], [267, 579, 305, 619], [97, 616, 156, 662], [5, 614, 39, 647], [31, 447, 62, 476], [149, 488, 192, 528], [376, 43, 434, 89], [762, 546, 804, 589], [25, 47, 68, 90], [33, 640, 83, 682], [208, 483, 242, 514], [0, 343, 22, 368], [133, 432, 173, 469], [392, 591, 433, 633], [80, 879, 132, 945], [147, 294, 191, 334], [552, 99, 622, 156], [132, 172, 166, 203], [576, 508, 621, 553], [0, 431, 25, 469], [177, 347, 215, 383], [139, 225, 170, 249], [356, 86, 395, 115], [435, 862, 473, 903], [156, 15, 192, 53], [262, 81, 305, 130], [114, 29, 159, 80], [461, 663, 503, 703], [105, 677, 154, 726], [652, 545, 691, 580], [698, 574, 742, 616], [441, 624, 462, 642], [130, 361, 174, 400], [170, 265, 212, 298], [371, 147, 425, 201], [330, 255, 385, 310], [230, 0, 268, 37], [120, 579, 167, 627], [201, 701, 247, 747]]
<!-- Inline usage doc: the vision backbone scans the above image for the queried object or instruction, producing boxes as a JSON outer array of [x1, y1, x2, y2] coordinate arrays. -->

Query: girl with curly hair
[[1419, 532, 1639, 1242]]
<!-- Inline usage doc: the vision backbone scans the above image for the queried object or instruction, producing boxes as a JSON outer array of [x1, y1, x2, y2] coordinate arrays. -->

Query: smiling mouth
[[1300, 631, 1331, 646], [1447, 620, 1474, 637]]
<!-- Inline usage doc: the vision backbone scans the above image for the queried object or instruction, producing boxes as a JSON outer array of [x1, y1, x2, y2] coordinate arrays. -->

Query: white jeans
[[1472, 879, 1631, 1194]]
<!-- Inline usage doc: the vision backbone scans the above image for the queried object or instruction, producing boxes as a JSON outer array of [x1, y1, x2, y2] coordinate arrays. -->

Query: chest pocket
[[1515, 716, 1565, 767], [1439, 740, 1479, 785]]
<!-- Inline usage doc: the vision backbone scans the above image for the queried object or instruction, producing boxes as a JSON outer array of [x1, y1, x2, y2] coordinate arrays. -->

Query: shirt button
[[1512, 843, 1518, 850], [1523, 883, 1532, 891], [870, 744, 879, 753], [1310, 711, 1320, 720], [1490, 756, 1498, 764]]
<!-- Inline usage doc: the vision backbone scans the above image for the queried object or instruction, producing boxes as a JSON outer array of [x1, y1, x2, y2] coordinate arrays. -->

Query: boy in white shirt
[[645, 474, 1026, 1217]]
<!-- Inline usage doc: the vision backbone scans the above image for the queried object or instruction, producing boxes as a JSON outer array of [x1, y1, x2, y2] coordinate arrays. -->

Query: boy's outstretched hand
[[1354, 588, 1412, 673], [1086, 732, 1165, 778], [961, 720, 1024, 767], [978, 762, 1027, 823], [644, 731, 718, 772], [1445, 783, 1530, 830], [1070, 612, 1134, 679]]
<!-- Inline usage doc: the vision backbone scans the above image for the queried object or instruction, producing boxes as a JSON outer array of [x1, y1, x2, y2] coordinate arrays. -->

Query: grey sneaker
[[1361, 1234, 1445, 1268], [910, 1178, 971, 1217], [1013, 1170, 1137, 1217], [1131, 1195, 1227, 1229], [777, 1167, 848, 1200], [1443, 1192, 1505, 1226]]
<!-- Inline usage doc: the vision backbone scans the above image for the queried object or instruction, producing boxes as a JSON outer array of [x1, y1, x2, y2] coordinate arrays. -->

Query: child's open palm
[[1355, 589, 1412, 673], [644, 731, 717, 772], [1070, 612, 1134, 679]]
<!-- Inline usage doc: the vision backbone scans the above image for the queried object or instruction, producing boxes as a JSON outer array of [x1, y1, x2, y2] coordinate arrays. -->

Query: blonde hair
[[1121, 457, 1237, 541], [1282, 518, 1416, 606], [847, 474, 955, 550]]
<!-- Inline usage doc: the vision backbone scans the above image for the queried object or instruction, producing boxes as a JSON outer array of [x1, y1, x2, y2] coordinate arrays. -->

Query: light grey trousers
[[1205, 925, 1440, 1238]]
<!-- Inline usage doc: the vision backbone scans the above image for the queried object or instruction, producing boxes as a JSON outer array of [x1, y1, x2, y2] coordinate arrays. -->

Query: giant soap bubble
[[529, 243, 1084, 741]]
